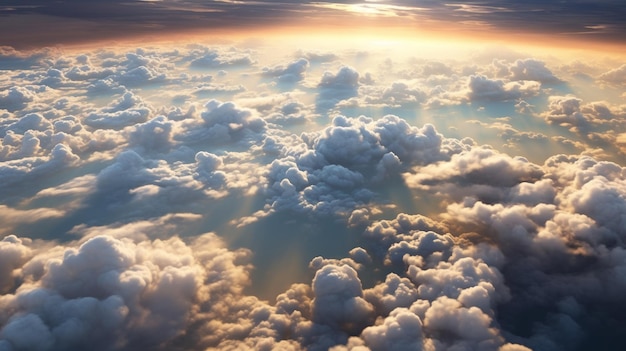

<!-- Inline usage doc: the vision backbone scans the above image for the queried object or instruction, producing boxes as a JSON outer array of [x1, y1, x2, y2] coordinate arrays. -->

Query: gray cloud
[[262, 58, 309, 83]]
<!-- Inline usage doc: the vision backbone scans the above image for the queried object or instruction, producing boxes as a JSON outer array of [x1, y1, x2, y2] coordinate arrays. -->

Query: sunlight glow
[[308, 2, 418, 17]]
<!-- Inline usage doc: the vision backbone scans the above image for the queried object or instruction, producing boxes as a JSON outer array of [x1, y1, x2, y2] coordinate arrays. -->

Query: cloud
[[295, 50, 338, 63], [508, 59, 561, 83], [360, 308, 426, 351], [128, 116, 174, 154], [194, 151, 227, 189], [347, 213, 517, 350], [405, 146, 544, 193], [341, 80, 429, 109], [65, 58, 116, 81], [1, 113, 52, 137], [84, 91, 151, 129], [262, 58, 309, 83], [263, 114, 450, 217], [2, 0, 626, 50], [311, 265, 375, 333], [1, 37, 626, 351], [541, 95, 587, 129], [380, 81, 427, 106], [364, 274, 417, 315], [0, 231, 256, 351], [423, 153, 626, 349], [0, 206, 65, 236], [264, 100, 309, 125], [538, 95, 626, 156], [176, 99, 265, 145], [189, 49, 255, 69], [0, 86, 38, 112], [317, 66, 360, 109], [0, 143, 80, 195], [466, 119, 549, 150], [467, 75, 540, 102], [598, 64, 626, 85], [0, 47, 50, 69], [116, 65, 166, 87], [0, 235, 32, 293]]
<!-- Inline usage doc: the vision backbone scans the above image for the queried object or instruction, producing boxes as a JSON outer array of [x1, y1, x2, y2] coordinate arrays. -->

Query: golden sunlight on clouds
[[307, 2, 419, 17]]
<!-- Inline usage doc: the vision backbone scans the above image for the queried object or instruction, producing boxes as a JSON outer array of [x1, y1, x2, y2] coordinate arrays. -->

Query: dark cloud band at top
[[1, 0, 626, 48]]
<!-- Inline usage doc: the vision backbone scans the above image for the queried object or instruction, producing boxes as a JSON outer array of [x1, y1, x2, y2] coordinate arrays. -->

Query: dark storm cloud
[[1, 0, 626, 48]]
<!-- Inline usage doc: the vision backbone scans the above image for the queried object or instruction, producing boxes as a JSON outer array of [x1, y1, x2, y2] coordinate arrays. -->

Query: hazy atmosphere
[[1, 1, 626, 350]]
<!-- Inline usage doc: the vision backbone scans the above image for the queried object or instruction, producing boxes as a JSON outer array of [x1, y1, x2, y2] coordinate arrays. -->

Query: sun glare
[[308, 2, 415, 17]]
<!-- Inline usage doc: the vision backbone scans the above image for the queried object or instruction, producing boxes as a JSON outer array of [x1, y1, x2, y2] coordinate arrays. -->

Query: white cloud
[[508, 59, 561, 83], [0, 231, 258, 350], [598, 64, 626, 86], [1, 40, 625, 351], [317, 66, 361, 109], [177, 99, 265, 145], [189, 47, 255, 68], [262, 115, 450, 217], [467, 75, 540, 101], [361, 308, 426, 351], [311, 264, 375, 333], [0, 86, 38, 112]]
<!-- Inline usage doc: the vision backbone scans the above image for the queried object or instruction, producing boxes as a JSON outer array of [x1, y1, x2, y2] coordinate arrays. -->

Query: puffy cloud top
[[1, 39, 625, 351]]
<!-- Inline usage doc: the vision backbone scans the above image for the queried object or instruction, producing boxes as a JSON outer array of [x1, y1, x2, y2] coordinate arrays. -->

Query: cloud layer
[[1, 39, 625, 351]]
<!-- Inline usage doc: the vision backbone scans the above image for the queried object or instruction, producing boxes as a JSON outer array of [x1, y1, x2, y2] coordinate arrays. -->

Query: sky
[[1, 1, 626, 351], [2, 0, 626, 48]]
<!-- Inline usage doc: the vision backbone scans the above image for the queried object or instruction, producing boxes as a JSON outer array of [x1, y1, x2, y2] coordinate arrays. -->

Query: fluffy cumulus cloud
[[177, 99, 266, 145], [311, 265, 375, 333], [262, 114, 461, 216], [435, 154, 626, 350], [0, 87, 38, 112], [1, 39, 625, 351], [536, 94, 626, 156], [0, 231, 261, 351], [188, 47, 255, 69], [84, 91, 151, 129]]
